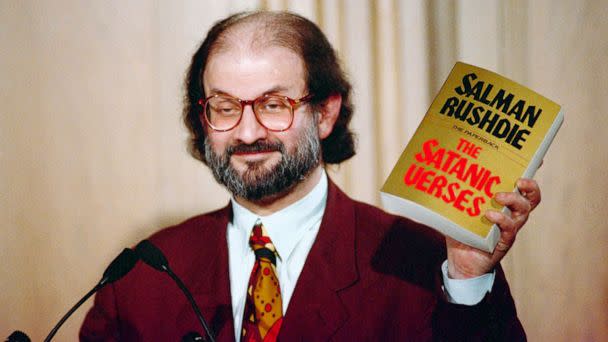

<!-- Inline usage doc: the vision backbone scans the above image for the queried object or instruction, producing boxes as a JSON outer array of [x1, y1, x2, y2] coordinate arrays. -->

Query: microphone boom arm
[[43, 285, 100, 342], [136, 240, 215, 342], [43, 248, 138, 342], [164, 266, 215, 342]]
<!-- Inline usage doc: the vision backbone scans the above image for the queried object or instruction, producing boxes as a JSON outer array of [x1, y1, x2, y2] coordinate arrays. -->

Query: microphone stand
[[43, 248, 138, 342], [164, 266, 215, 342], [135, 240, 215, 342], [43, 285, 101, 342]]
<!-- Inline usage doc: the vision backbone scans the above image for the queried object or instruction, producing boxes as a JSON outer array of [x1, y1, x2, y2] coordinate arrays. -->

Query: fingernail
[[494, 193, 507, 204], [490, 197, 503, 209], [486, 211, 501, 220]]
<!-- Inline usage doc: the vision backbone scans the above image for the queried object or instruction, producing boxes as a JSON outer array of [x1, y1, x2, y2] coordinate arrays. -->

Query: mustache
[[226, 140, 284, 156]]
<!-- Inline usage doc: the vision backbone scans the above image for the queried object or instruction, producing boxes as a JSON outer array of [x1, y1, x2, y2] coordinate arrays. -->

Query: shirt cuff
[[441, 260, 495, 305]]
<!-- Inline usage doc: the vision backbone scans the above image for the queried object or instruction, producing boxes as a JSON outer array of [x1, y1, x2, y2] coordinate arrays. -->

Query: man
[[81, 11, 538, 341]]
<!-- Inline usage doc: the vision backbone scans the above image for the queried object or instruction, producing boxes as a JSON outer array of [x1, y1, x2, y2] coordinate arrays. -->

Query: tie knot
[[249, 223, 278, 265]]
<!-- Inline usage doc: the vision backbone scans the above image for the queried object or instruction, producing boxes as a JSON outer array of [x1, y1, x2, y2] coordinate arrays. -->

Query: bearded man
[[81, 11, 538, 341]]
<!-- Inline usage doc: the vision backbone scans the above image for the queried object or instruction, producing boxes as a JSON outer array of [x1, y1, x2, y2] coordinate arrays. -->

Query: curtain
[[1, 0, 606, 340]]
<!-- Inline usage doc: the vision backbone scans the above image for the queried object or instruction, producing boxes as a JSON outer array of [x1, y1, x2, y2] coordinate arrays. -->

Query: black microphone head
[[101, 248, 139, 285], [135, 239, 169, 272], [6, 330, 31, 342]]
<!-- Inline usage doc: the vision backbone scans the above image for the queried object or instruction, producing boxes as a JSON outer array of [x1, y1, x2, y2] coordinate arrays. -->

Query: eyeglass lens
[[205, 95, 293, 131]]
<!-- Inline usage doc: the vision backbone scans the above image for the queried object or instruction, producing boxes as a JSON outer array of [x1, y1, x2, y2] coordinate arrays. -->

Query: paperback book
[[381, 62, 563, 252]]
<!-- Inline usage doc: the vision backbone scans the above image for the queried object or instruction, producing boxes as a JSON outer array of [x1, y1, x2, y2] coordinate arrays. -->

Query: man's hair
[[183, 11, 356, 165]]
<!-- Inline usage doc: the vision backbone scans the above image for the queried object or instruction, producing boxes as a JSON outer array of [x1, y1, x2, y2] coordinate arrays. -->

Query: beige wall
[[1, 1, 607, 340]]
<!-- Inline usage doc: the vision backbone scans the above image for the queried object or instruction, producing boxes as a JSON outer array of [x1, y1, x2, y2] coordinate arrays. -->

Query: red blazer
[[81, 181, 525, 341]]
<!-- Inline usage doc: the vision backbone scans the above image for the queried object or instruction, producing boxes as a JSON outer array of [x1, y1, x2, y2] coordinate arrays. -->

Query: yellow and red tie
[[241, 222, 283, 342]]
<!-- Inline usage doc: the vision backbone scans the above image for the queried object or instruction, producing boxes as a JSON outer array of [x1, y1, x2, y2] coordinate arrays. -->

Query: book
[[380, 62, 563, 252]]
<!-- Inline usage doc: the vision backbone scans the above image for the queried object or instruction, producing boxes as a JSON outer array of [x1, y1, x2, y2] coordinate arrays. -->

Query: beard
[[204, 119, 321, 201]]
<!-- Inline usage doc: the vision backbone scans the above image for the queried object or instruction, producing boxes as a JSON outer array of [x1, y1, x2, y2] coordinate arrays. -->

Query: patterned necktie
[[241, 221, 283, 342]]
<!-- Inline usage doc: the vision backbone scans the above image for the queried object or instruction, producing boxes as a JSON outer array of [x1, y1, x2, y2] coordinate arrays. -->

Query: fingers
[[517, 178, 541, 210], [485, 177, 540, 255], [491, 178, 540, 218], [485, 210, 517, 254], [494, 191, 531, 219], [485, 210, 516, 234]]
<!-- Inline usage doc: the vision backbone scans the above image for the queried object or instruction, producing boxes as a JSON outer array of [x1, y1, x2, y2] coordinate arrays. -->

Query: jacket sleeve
[[79, 284, 121, 342], [432, 264, 526, 341]]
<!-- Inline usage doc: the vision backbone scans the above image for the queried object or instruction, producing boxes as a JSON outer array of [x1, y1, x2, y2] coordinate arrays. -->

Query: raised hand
[[446, 178, 541, 279]]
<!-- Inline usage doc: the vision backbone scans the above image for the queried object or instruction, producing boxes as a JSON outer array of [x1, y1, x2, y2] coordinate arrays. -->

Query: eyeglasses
[[198, 93, 314, 132]]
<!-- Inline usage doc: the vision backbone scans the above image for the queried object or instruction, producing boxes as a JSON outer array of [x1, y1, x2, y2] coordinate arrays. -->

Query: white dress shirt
[[228, 172, 327, 339], [227, 170, 493, 339]]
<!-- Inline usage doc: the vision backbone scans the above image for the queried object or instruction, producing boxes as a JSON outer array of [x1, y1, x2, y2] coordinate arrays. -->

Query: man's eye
[[261, 100, 287, 112], [211, 103, 239, 115]]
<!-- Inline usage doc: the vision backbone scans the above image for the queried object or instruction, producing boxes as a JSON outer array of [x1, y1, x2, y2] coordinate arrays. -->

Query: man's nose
[[233, 105, 267, 144]]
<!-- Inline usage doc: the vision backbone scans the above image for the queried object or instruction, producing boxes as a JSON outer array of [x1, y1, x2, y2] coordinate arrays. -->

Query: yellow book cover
[[380, 62, 563, 252]]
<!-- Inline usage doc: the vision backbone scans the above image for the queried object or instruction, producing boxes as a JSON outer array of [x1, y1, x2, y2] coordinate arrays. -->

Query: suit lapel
[[172, 180, 360, 341], [176, 205, 236, 341], [279, 181, 359, 341]]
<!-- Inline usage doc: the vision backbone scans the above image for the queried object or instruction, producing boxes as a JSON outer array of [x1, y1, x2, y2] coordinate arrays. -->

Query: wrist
[[447, 259, 492, 279], [441, 261, 495, 305]]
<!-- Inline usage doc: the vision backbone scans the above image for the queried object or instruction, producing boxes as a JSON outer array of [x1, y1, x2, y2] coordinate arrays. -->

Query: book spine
[[521, 109, 565, 179]]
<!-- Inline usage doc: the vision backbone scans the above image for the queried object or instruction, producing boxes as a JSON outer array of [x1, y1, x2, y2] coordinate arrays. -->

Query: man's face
[[202, 45, 321, 201]]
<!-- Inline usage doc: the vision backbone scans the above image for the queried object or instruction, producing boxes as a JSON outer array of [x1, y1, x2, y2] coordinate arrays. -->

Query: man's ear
[[317, 93, 342, 139]]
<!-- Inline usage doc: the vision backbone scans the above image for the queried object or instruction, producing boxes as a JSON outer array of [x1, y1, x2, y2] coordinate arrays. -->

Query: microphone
[[135, 240, 215, 342], [5, 331, 31, 342], [43, 248, 139, 342]]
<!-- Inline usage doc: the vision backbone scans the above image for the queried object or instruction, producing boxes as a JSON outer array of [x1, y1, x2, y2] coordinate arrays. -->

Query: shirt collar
[[230, 169, 328, 261]]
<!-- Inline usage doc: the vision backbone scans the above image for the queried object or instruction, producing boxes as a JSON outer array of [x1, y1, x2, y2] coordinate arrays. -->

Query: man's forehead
[[206, 44, 301, 68], [211, 19, 281, 55], [203, 45, 305, 98]]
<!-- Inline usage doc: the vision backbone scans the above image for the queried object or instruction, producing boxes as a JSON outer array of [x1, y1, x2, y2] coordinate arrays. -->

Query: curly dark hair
[[183, 11, 356, 165]]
